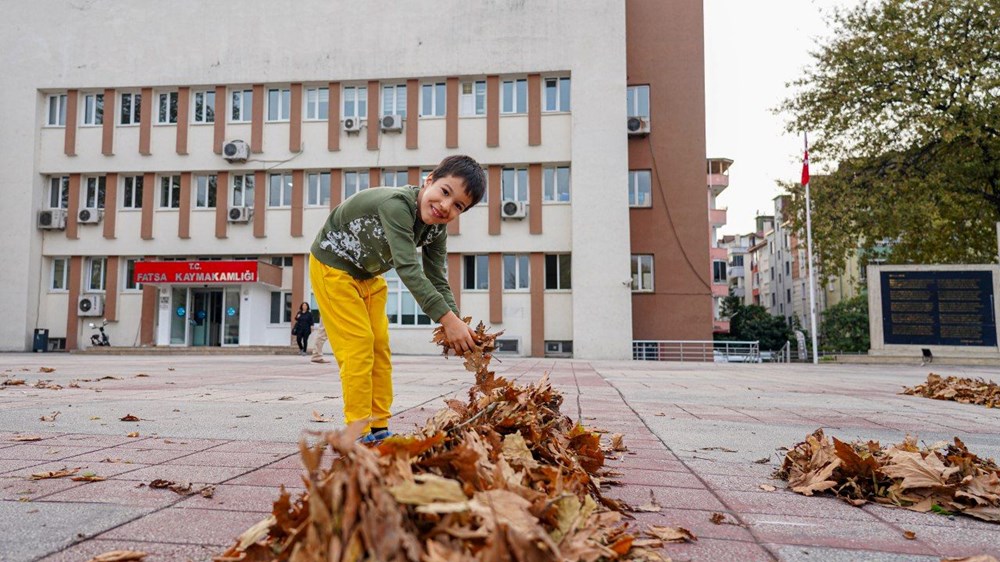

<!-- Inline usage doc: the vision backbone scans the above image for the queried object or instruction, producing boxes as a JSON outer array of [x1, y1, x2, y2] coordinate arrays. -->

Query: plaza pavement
[[1, 352, 999, 562]]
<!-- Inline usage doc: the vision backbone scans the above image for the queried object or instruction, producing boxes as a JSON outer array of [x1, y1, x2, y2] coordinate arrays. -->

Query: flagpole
[[803, 133, 819, 364]]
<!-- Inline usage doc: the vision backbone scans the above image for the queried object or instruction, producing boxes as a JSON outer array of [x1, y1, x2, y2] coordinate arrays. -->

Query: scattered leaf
[[85, 550, 147, 562], [635, 489, 662, 512], [759, 484, 777, 492], [200, 485, 216, 498], [71, 473, 107, 482], [39, 367, 56, 373], [2, 379, 26, 386], [120, 414, 140, 422], [12, 435, 43, 442], [310, 410, 333, 423], [40, 411, 60, 422], [753, 456, 771, 464], [31, 467, 81, 480], [236, 414, 251, 418], [135, 374, 150, 378], [97, 376, 122, 381], [646, 525, 697, 543], [710, 512, 726, 524], [126, 432, 139, 438], [902, 373, 1000, 408], [902, 530, 916, 540], [277, 396, 295, 401]]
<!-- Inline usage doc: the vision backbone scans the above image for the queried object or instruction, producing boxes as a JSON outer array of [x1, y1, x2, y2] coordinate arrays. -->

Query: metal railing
[[632, 340, 761, 363]]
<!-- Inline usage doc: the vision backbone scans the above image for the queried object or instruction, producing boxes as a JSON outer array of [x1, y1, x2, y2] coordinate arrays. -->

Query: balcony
[[712, 283, 729, 298], [731, 286, 746, 298], [709, 207, 727, 227], [728, 265, 745, 278], [710, 246, 728, 261]]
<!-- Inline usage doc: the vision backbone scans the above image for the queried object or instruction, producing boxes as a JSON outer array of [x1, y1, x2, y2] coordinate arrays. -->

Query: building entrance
[[191, 289, 223, 346], [168, 286, 241, 346]]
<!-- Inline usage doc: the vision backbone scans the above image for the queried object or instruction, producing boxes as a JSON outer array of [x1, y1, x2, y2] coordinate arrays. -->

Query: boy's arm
[[421, 233, 459, 316], [378, 202, 452, 323]]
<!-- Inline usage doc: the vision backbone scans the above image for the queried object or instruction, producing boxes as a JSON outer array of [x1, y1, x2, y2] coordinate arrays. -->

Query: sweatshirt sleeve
[[378, 199, 453, 322], [421, 231, 460, 317]]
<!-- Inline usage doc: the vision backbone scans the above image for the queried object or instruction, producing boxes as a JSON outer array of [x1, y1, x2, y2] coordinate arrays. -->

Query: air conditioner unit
[[222, 139, 249, 163], [78, 208, 102, 224], [380, 114, 403, 132], [501, 200, 527, 220], [627, 116, 651, 136], [78, 295, 104, 317], [37, 209, 67, 230], [343, 117, 362, 133], [228, 206, 252, 223]]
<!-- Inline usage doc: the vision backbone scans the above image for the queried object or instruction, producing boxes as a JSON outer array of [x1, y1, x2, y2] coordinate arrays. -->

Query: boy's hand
[[440, 312, 477, 354]]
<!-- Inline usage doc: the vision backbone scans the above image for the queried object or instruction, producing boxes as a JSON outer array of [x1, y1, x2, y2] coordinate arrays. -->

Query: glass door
[[190, 289, 223, 347], [222, 288, 240, 345]]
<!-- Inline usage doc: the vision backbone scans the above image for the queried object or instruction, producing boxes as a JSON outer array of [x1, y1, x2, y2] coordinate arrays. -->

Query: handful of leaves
[[778, 428, 1000, 522], [215, 320, 670, 561], [902, 373, 1000, 408]]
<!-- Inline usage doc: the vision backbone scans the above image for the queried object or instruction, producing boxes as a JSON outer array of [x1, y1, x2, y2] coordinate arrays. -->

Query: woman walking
[[292, 302, 313, 355]]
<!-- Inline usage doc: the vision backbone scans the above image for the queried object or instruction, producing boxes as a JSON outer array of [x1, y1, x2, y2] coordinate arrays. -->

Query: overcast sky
[[705, 0, 861, 235]]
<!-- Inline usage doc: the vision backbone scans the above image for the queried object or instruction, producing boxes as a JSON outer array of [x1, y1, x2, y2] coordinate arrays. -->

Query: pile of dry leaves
[[215, 321, 684, 562], [902, 373, 1000, 408], [778, 428, 1000, 522]]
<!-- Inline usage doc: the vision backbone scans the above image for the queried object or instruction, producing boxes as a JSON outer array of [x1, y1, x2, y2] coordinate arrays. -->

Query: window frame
[[542, 166, 571, 203], [343, 170, 370, 200], [158, 175, 181, 209], [627, 85, 650, 119], [712, 260, 727, 284], [123, 257, 144, 292], [193, 90, 216, 124], [502, 254, 530, 291], [305, 87, 329, 121], [120, 92, 142, 125], [459, 80, 487, 117], [543, 77, 571, 112], [84, 176, 106, 209], [269, 291, 293, 324], [157, 91, 178, 125], [501, 167, 529, 202], [501, 78, 528, 114], [48, 176, 70, 210], [628, 170, 652, 208], [231, 173, 255, 208], [266, 88, 291, 122], [194, 174, 217, 209], [380, 169, 409, 188], [381, 84, 407, 118], [50, 257, 69, 292], [462, 254, 489, 291], [384, 270, 432, 327], [631, 254, 654, 292], [268, 172, 293, 208], [420, 82, 446, 117], [544, 254, 572, 291], [86, 257, 108, 293], [230, 88, 253, 123], [46, 94, 68, 127], [82, 93, 104, 126], [306, 171, 331, 207], [121, 175, 144, 210], [342, 85, 368, 120]]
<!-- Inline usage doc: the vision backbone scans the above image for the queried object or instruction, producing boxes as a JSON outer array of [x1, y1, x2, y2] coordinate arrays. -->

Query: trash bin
[[32, 329, 49, 352]]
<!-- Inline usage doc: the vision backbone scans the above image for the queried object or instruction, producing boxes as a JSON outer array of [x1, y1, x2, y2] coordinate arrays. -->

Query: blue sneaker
[[357, 429, 394, 445]]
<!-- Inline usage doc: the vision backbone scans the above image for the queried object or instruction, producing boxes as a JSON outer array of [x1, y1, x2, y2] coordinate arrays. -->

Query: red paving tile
[[611, 467, 706, 488], [630, 510, 756, 543], [40, 538, 225, 562], [63, 447, 197, 465], [656, 537, 776, 562], [898, 524, 1000, 558], [226, 467, 307, 488], [741, 513, 936, 555], [174, 484, 281, 513], [0, 475, 84, 500], [98, 507, 270, 546], [38, 478, 183, 507], [209, 440, 299, 454], [162, 450, 288, 468], [3, 460, 151, 479], [606, 486, 727, 512], [110, 463, 249, 484], [0, 443, 106, 461], [114, 437, 229, 451], [714, 489, 879, 521]]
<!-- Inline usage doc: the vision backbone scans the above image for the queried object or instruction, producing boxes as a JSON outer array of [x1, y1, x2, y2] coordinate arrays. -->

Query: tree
[[717, 299, 794, 352], [779, 0, 1000, 275], [820, 295, 871, 352]]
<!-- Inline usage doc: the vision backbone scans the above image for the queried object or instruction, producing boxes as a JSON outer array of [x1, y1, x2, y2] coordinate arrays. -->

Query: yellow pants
[[309, 254, 392, 433]]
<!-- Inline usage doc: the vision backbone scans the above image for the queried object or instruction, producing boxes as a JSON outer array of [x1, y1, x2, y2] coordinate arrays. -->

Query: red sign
[[134, 261, 260, 285]]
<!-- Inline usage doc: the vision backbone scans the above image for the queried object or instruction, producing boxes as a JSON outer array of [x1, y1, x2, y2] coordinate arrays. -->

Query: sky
[[705, 0, 861, 236]]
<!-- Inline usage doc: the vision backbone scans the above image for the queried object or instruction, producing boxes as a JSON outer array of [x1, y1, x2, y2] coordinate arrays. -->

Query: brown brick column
[[406, 79, 418, 150], [328, 82, 341, 151], [140, 280, 156, 346], [530, 252, 544, 357], [446, 77, 459, 148], [215, 171, 229, 239], [529, 164, 542, 234], [488, 166, 501, 235], [367, 80, 380, 151], [486, 75, 499, 147], [489, 253, 502, 324], [176, 87, 190, 155], [66, 256, 82, 350], [528, 74, 541, 146], [369, 168, 381, 188], [448, 253, 462, 313], [140, 172, 155, 240], [103, 173, 118, 239], [105, 256, 119, 322], [213, 85, 226, 154], [291, 170, 303, 237], [330, 168, 343, 210], [101, 88, 116, 156], [251, 84, 264, 153], [253, 170, 266, 238], [290, 83, 302, 152], [64, 89, 78, 156], [139, 87, 152, 155], [292, 254, 305, 333], [178, 172, 192, 239], [66, 174, 81, 240], [408, 167, 420, 186]]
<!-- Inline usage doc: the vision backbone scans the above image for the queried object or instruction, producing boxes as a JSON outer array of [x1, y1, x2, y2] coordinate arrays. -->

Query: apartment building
[[707, 158, 732, 333], [0, 0, 711, 358]]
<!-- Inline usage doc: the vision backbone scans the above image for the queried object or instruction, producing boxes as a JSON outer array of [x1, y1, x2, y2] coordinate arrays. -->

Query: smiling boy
[[309, 155, 486, 444]]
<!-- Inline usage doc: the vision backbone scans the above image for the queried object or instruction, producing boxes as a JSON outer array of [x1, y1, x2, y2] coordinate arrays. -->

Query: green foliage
[[778, 0, 1000, 273], [717, 300, 793, 351], [820, 295, 871, 352]]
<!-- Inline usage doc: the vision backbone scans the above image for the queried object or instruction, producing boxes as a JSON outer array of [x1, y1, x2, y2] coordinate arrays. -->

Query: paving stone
[[226, 467, 308, 488], [39, 538, 225, 562], [63, 447, 197, 465], [0, 444, 106, 461], [771, 544, 942, 562], [656, 537, 776, 562], [896, 523, 1000, 558], [162, 450, 288, 468], [110, 463, 249, 485], [98, 507, 270, 545], [174, 484, 282, 513], [38, 478, 184, 508], [742, 513, 937, 555], [0, 475, 84, 501], [714, 489, 879, 521]]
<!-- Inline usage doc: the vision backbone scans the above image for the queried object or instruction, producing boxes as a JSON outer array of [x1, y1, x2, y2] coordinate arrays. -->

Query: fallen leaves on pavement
[[126, 432, 139, 438], [12, 435, 43, 442], [31, 467, 82, 480], [646, 525, 697, 543], [38, 367, 56, 373], [310, 410, 333, 423], [71, 472, 107, 482], [942, 556, 1000, 562], [635, 490, 662, 512], [778, 429, 1000, 522], [119, 414, 141, 422], [215, 320, 675, 561], [86, 550, 147, 562], [902, 373, 999, 408], [39, 411, 60, 422]]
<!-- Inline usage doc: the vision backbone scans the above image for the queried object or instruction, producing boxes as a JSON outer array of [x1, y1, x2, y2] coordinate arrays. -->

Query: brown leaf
[[126, 432, 139, 438], [310, 410, 333, 423], [40, 411, 60, 422], [389, 474, 467, 505], [902, 530, 916, 540], [882, 450, 960, 490], [85, 550, 147, 562], [942, 557, 1000, 562], [135, 373, 149, 377], [11, 435, 43, 442], [3, 379, 26, 386], [31, 467, 82, 480], [710, 512, 726, 524], [635, 489, 662, 512], [759, 484, 777, 492], [200, 485, 216, 498], [646, 525, 697, 543], [119, 414, 141, 422], [39, 367, 56, 373], [609, 433, 627, 452], [71, 473, 107, 482]]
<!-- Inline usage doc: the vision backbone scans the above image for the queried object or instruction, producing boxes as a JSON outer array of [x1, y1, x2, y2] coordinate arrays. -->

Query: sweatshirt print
[[310, 185, 458, 322]]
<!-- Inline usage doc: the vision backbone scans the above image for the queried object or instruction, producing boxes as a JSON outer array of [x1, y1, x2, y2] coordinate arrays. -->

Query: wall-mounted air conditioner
[[78, 208, 102, 224], [228, 206, 252, 223], [37, 209, 67, 230], [78, 295, 104, 317], [343, 117, 362, 133], [501, 200, 527, 220], [380, 114, 403, 132], [627, 116, 651, 136], [222, 140, 249, 163]]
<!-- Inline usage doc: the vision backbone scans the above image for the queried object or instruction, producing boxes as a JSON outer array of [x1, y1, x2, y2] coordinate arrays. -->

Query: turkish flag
[[801, 135, 810, 186]]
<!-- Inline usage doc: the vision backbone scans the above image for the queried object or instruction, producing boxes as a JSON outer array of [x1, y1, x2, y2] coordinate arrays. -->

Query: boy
[[309, 155, 486, 444]]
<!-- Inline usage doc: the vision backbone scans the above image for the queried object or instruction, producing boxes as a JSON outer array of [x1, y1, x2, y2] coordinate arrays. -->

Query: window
[[381, 169, 409, 187], [501, 79, 527, 114], [544, 77, 571, 112], [84, 176, 106, 208], [267, 88, 291, 121], [787, 289, 792, 303], [785, 261, 791, 276], [193, 90, 215, 123], [269, 291, 293, 323], [232, 174, 255, 207], [87, 257, 107, 292], [420, 82, 446, 117], [628, 170, 652, 207], [385, 270, 431, 326], [231, 88, 253, 122], [543, 166, 570, 202], [731, 255, 744, 267], [545, 254, 572, 290], [463, 255, 489, 290], [82, 93, 103, 126], [120, 92, 142, 125], [713, 261, 727, 283], [503, 254, 530, 290], [124, 257, 143, 291], [122, 175, 144, 209], [344, 170, 369, 199], [381, 84, 406, 117], [195, 175, 217, 208], [268, 173, 293, 207], [627, 85, 650, 118], [46, 94, 68, 126], [631, 255, 654, 292], [460, 80, 486, 116], [305, 87, 328, 120], [420, 169, 433, 184], [270, 256, 294, 267], [307, 172, 330, 207], [343, 85, 367, 119], [158, 175, 181, 208], [48, 176, 69, 209], [51, 258, 69, 291], [501, 168, 528, 202], [157, 91, 178, 124]]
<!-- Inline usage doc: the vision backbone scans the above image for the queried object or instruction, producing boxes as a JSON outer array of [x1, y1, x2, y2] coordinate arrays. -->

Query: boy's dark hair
[[429, 155, 487, 210]]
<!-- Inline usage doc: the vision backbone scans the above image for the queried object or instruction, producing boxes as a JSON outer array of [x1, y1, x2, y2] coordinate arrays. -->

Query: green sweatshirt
[[310, 185, 458, 322]]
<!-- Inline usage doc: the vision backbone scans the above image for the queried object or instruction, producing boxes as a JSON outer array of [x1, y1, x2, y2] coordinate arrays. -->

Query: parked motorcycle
[[89, 320, 110, 347]]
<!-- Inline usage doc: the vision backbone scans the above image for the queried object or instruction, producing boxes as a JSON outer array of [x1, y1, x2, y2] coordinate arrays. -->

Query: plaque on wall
[[880, 270, 997, 347]]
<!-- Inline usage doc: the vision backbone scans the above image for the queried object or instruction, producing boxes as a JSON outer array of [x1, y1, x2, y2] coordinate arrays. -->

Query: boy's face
[[417, 174, 473, 225]]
